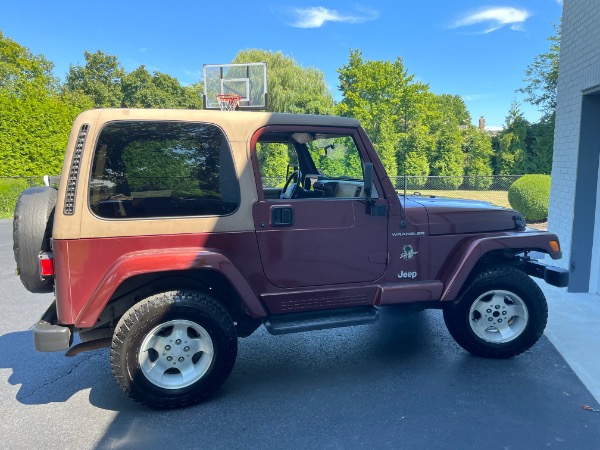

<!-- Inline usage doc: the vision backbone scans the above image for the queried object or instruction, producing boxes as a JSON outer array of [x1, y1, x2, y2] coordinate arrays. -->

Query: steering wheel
[[280, 170, 301, 199]]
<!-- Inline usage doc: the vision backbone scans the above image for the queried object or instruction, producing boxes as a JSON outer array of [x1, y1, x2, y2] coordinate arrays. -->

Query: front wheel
[[110, 290, 237, 409], [443, 266, 548, 358]]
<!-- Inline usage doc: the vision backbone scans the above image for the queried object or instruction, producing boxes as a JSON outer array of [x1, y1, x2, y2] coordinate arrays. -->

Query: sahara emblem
[[400, 245, 418, 260]]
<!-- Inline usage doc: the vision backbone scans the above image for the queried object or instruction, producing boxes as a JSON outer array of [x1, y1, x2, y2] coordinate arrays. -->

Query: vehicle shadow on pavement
[[2, 309, 600, 449], [0, 330, 132, 411], [91, 309, 600, 449]]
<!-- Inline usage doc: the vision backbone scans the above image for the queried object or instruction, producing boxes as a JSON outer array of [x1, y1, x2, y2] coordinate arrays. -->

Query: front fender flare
[[440, 231, 562, 302], [74, 248, 266, 327]]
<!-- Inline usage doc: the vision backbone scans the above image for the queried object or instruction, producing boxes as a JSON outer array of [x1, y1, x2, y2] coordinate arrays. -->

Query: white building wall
[[549, 0, 600, 289]]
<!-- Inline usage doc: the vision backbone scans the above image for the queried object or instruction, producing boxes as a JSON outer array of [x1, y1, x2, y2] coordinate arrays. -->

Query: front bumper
[[32, 301, 72, 352], [525, 260, 570, 288]]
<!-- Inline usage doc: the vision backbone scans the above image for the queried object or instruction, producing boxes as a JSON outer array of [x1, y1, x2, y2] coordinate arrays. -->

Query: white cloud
[[452, 7, 531, 34], [463, 94, 490, 101], [290, 6, 378, 28]]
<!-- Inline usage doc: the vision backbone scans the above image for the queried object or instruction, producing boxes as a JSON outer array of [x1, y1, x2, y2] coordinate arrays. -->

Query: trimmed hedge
[[508, 174, 551, 222], [0, 178, 30, 219]]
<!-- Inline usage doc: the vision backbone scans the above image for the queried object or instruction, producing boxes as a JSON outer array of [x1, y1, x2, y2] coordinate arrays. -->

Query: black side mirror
[[363, 162, 386, 216]]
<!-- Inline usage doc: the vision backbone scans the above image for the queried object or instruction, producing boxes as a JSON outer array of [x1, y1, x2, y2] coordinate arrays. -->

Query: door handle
[[271, 206, 294, 227]]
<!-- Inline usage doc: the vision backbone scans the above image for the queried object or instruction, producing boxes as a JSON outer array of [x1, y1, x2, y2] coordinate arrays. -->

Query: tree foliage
[[232, 49, 334, 114], [462, 125, 493, 189], [256, 143, 291, 182], [519, 22, 560, 117], [511, 22, 561, 176], [64, 50, 203, 109], [430, 124, 464, 189], [0, 33, 92, 177], [494, 101, 528, 175], [0, 86, 91, 176], [121, 65, 203, 109], [397, 125, 431, 189], [337, 49, 430, 142], [374, 117, 400, 179], [0, 31, 57, 94], [337, 50, 478, 188], [65, 50, 124, 107], [434, 94, 471, 127], [2, 31, 549, 185]]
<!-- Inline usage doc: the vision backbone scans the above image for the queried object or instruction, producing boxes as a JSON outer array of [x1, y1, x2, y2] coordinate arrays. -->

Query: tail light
[[39, 252, 55, 278]]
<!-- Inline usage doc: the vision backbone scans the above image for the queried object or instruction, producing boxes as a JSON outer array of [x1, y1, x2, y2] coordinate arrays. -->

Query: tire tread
[[13, 186, 57, 293]]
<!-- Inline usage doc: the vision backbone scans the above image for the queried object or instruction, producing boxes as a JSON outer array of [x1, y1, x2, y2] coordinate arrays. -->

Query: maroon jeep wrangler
[[13, 109, 568, 408]]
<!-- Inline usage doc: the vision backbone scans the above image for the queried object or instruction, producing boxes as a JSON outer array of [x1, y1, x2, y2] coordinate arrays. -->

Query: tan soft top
[[54, 109, 362, 239], [77, 108, 360, 142]]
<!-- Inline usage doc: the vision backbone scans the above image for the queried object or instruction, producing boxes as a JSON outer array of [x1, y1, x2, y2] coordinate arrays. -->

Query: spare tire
[[13, 186, 58, 293]]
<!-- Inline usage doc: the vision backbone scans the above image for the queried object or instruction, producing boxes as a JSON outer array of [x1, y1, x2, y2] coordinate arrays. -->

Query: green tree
[[256, 143, 291, 182], [0, 31, 57, 94], [121, 66, 203, 109], [397, 125, 431, 189], [430, 124, 464, 189], [462, 126, 493, 189], [0, 33, 92, 177], [435, 94, 471, 127], [0, 84, 92, 177], [337, 49, 429, 143], [519, 22, 560, 117], [64, 50, 125, 107], [337, 50, 436, 183], [232, 49, 334, 115], [495, 102, 528, 175], [517, 22, 560, 174], [373, 116, 400, 179], [66, 52, 204, 109]]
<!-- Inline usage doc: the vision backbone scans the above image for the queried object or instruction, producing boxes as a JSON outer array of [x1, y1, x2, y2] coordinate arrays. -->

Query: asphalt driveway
[[1, 219, 599, 449]]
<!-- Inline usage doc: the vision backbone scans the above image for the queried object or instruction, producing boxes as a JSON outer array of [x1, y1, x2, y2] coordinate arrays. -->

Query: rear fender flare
[[74, 248, 265, 327]]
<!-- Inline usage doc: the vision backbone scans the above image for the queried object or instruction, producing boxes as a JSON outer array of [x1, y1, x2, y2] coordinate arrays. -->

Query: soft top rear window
[[89, 121, 239, 219]]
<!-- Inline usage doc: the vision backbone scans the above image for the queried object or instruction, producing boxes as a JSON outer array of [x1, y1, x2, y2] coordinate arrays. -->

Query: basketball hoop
[[216, 94, 241, 111]]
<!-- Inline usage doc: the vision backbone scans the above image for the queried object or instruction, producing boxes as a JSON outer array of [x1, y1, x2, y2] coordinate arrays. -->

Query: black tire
[[13, 186, 57, 293], [443, 266, 548, 359], [110, 289, 238, 409]]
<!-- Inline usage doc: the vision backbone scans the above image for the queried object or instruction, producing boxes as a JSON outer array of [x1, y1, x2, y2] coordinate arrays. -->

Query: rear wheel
[[110, 289, 237, 409], [443, 266, 548, 358]]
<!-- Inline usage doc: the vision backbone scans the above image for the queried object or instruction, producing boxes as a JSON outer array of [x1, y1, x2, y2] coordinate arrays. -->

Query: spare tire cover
[[13, 186, 58, 293]]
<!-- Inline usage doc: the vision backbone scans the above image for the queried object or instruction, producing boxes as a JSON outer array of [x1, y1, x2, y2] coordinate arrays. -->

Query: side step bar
[[263, 306, 379, 336]]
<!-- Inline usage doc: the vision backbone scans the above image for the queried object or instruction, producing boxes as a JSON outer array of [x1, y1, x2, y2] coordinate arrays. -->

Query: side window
[[256, 131, 377, 200], [307, 136, 363, 180], [89, 121, 239, 219], [256, 142, 299, 188]]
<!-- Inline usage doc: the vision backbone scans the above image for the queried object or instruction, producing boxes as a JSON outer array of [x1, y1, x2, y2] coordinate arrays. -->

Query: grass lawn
[[400, 189, 511, 209]]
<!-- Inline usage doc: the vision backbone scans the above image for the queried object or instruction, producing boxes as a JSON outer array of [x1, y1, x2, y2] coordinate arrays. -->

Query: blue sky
[[1, 0, 562, 129]]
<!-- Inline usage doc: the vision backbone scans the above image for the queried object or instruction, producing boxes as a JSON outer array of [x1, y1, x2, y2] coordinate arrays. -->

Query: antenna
[[400, 158, 408, 229]]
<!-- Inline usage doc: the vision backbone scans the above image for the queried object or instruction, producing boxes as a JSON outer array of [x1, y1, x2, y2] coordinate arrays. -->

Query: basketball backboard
[[203, 62, 268, 110]]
